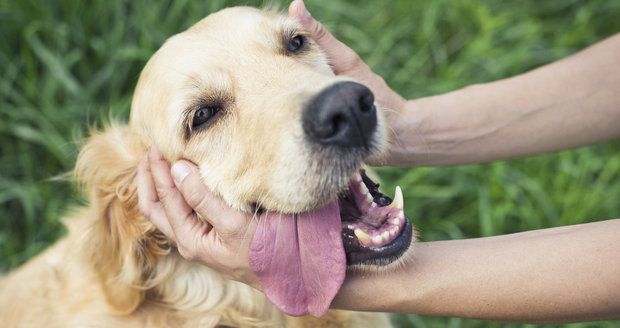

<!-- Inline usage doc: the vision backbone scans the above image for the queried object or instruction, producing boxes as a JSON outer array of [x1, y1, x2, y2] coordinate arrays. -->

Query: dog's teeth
[[391, 186, 403, 210], [381, 231, 390, 240], [389, 216, 403, 226], [365, 193, 373, 204], [372, 234, 383, 245], [354, 229, 370, 246], [353, 172, 362, 183]]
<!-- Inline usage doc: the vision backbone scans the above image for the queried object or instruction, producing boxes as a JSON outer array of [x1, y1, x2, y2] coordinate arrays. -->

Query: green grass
[[1, 0, 619, 327]]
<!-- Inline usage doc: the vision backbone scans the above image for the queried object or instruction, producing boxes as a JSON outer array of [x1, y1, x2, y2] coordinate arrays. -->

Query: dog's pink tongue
[[249, 200, 345, 317]]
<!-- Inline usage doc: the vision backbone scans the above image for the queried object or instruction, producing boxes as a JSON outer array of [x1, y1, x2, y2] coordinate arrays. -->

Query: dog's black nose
[[303, 82, 377, 148]]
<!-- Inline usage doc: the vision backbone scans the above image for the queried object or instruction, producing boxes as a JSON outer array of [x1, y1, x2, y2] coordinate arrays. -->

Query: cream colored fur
[[0, 7, 392, 328]]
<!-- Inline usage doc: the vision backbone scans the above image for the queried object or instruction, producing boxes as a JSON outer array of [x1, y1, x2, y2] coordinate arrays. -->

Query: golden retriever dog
[[0, 7, 412, 327]]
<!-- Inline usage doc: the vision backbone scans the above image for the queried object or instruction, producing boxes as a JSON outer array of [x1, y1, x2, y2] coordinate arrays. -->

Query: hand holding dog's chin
[[137, 148, 261, 290]]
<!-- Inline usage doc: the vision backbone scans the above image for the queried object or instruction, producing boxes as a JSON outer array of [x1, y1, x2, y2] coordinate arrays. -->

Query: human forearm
[[387, 34, 620, 166], [333, 219, 620, 323]]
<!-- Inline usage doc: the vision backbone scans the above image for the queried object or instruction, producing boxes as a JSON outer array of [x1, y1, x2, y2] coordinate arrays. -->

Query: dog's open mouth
[[339, 169, 412, 266], [249, 167, 413, 317]]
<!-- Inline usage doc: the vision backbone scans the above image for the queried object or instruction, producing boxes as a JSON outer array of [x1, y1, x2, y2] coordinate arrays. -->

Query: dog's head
[[131, 7, 385, 213], [76, 7, 412, 318]]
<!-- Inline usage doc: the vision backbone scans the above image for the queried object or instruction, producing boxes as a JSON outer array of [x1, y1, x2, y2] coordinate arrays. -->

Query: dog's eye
[[192, 106, 220, 128], [287, 35, 306, 53]]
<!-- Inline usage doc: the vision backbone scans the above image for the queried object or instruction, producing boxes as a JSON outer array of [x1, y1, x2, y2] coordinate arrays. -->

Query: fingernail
[[171, 161, 191, 185]]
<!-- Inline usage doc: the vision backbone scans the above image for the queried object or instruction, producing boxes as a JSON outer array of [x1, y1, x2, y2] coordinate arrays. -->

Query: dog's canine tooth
[[354, 229, 371, 246], [365, 193, 373, 204], [390, 186, 403, 210]]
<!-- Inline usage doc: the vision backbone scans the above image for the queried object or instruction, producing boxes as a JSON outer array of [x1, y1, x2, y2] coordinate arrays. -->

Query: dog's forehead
[[191, 7, 277, 35], [185, 7, 292, 50], [152, 7, 297, 78]]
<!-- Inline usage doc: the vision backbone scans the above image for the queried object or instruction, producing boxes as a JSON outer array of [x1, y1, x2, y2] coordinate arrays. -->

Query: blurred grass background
[[1, 0, 619, 327]]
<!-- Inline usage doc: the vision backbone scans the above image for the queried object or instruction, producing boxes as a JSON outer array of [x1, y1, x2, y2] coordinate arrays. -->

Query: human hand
[[288, 0, 407, 165], [137, 148, 260, 288]]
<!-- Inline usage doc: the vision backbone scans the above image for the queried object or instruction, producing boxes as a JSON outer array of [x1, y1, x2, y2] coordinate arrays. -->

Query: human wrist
[[378, 98, 432, 167], [384, 86, 498, 167], [366, 70, 407, 114]]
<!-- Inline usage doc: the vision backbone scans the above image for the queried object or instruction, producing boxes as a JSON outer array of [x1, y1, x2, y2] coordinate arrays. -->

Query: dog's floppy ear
[[75, 124, 168, 314]]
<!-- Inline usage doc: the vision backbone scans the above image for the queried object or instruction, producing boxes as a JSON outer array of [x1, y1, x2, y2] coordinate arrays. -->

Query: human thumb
[[288, 0, 362, 75]]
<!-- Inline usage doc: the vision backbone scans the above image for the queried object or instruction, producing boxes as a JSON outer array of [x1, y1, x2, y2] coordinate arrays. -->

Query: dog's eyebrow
[[182, 75, 206, 90], [281, 26, 304, 44], [282, 26, 301, 39]]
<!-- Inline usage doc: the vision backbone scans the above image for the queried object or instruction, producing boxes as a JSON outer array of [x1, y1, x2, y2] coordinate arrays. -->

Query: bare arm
[[386, 34, 620, 166], [334, 219, 620, 322]]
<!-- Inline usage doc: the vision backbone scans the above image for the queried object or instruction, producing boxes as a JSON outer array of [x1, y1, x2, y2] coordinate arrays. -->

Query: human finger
[[136, 152, 174, 238], [148, 148, 211, 241], [288, 0, 364, 75], [170, 160, 245, 236]]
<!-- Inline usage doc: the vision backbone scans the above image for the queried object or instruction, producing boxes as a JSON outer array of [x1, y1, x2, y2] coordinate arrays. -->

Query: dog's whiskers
[[234, 193, 267, 258]]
